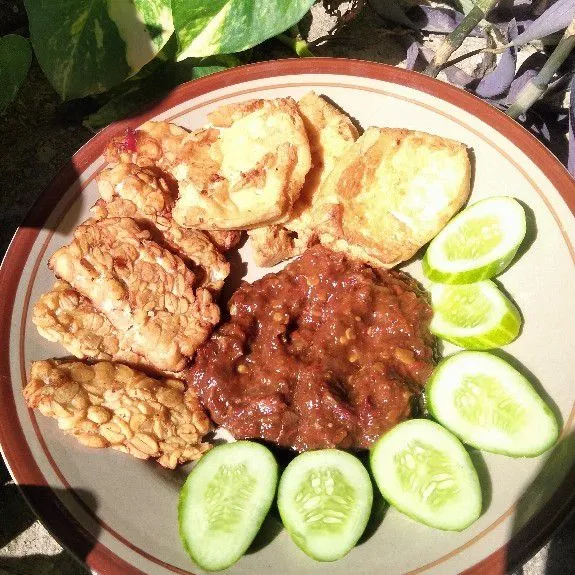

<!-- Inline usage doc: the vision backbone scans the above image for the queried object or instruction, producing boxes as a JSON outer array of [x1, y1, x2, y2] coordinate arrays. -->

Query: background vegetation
[[1, 0, 574, 173]]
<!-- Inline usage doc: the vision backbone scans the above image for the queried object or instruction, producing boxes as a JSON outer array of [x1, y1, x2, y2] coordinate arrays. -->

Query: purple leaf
[[504, 51, 550, 105], [408, 6, 462, 33], [475, 20, 519, 98], [403, 40, 433, 72], [568, 73, 575, 176], [444, 65, 475, 87], [405, 40, 420, 71], [368, 0, 415, 28], [510, 0, 575, 47], [408, 5, 483, 36], [506, 69, 538, 104]]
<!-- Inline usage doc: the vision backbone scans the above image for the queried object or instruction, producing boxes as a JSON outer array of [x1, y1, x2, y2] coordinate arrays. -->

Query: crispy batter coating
[[49, 217, 219, 372], [171, 98, 311, 230], [203, 229, 242, 252], [24, 360, 211, 468], [95, 163, 229, 292], [318, 128, 471, 268], [248, 226, 298, 267], [33, 280, 145, 365], [249, 92, 359, 266], [104, 121, 189, 170]]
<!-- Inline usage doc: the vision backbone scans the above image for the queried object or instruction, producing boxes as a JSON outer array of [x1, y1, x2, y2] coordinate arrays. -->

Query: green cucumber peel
[[370, 419, 482, 531], [278, 449, 373, 562], [178, 440, 278, 571], [426, 352, 559, 457]]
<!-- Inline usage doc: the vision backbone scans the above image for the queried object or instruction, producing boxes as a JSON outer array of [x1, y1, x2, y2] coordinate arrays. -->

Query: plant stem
[[424, 0, 500, 78], [276, 24, 314, 57], [507, 18, 575, 119], [276, 33, 314, 57]]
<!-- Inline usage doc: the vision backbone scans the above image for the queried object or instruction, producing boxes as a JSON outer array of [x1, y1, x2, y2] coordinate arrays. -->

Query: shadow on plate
[[0, 462, 96, 574], [469, 449, 492, 515], [505, 429, 575, 574], [348, 450, 388, 546]]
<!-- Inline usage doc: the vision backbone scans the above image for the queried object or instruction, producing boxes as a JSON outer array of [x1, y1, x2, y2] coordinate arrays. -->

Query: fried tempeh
[[33, 279, 145, 365], [95, 163, 230, 292], [49, 217, 219, 372], [171, 97, 312, 230], [24, 359, 211, 469], [104, 121, 189, 170]]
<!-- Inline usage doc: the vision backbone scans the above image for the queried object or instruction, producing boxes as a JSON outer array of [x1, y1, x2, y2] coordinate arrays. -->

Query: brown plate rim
[[1, 57, 574, 575]]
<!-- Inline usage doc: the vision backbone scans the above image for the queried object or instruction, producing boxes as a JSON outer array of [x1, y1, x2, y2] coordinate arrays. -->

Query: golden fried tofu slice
[[248, 226, 299, 268], [171, 97, 312, 230], [33, 280, 145, 365], [24, 359, 211, 469], [318, 127, 471, 268], [49, 217, 219, 372], [249, 92, 359, 266], [104, 121, 189, 170], [95, 163, 229, 292]]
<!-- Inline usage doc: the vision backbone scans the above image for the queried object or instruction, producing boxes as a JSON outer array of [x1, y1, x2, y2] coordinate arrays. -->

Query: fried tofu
[[248, 226, 299, 268], [33, 280, 145, 365], [317, 128, 471, 268], [104, 121, 189, 170], [171, 98, 312, 230], [24, 359, 211, 468], [249, 92, 359, 266], [49, 217, 219, 372], [95, 163, 229, 292]]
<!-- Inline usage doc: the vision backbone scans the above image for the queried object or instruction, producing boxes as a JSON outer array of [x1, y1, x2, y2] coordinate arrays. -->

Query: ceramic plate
[[1, 59, 574, 575]]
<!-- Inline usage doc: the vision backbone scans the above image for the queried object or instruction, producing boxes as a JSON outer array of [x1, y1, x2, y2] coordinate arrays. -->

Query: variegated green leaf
[[84, 54, 239, 130], [173, 0, 315, 60], [0, 35, 32, 114], [24, 0, 174, 100]]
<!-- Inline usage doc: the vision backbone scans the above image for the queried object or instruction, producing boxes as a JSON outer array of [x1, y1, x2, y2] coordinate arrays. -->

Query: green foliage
[[83, 54, 239, 131], [24, 0, 173, 100], [15, 0, 315, 126], [0, 35, 32, 114], [173, 0, 315, 59]]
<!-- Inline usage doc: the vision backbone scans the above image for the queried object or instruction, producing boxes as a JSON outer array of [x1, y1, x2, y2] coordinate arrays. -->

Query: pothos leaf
[[83, 55, 238, 131], [24, 0, 174, 100], [174, 0, 315, 60], [0, 35, 32, 114]]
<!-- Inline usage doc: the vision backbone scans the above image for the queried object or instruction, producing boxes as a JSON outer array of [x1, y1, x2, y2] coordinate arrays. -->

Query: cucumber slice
[[278, 449, 373, 562], [427, 351, 559, 457], [430, 280, 522, 350], [178, 441, 278, 571], [423, 196, 526, 284], [370, 419, 481, 531]]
